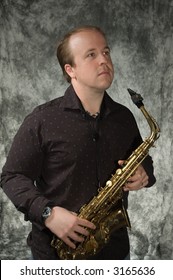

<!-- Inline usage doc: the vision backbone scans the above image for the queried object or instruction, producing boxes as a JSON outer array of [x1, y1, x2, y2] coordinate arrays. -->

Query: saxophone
[[51, 88, 160, 260]]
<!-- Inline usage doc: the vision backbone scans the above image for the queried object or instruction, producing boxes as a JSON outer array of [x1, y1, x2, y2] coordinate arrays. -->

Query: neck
[[72, 84, 104, 115], [81, 95, 103, 115]]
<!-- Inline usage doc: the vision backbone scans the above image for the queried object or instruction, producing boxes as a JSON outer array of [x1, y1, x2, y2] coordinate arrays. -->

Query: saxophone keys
[[116, 168, 122, 176], [106, 180, 112, 187]]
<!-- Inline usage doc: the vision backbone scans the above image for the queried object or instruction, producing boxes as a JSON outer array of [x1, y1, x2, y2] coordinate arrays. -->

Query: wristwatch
[[42, 206, 52, 221]]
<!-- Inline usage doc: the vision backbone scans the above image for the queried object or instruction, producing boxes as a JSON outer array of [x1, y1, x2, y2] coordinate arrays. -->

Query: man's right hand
[[44, 206, 96, 249]]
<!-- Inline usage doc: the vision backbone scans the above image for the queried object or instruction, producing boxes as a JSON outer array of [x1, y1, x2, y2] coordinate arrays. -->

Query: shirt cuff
[[27, 196, 55, 227]]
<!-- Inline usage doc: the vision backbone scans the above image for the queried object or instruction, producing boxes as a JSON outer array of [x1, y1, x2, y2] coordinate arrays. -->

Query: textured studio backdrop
[[0, 0, 173, 260]]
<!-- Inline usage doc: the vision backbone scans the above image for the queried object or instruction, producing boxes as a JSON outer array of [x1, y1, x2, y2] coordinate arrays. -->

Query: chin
[[100, 81, 113, 91]]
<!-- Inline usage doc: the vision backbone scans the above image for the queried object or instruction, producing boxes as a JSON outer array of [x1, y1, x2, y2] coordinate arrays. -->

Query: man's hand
[[118, 160, 149, 191], [44, 206, 96, 249]]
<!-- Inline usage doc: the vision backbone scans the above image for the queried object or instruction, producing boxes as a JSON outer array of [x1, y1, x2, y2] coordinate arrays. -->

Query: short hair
[[56, 25, 106, 83]]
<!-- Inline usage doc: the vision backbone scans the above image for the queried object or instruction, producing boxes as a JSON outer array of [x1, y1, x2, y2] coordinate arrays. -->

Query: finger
[[75, 225, 90, 237], [124, 177, 143, 191], [63, 236, 76, 249], [129, 172, 143, 182], [118, 160, 125, 166], [71, 211, 77, 216], [124, 167, 149, 191], [69, 231, 85, 243], [138, 173, 149, 187], [78, 218, 96, 230], [142, 177, 149, 187]]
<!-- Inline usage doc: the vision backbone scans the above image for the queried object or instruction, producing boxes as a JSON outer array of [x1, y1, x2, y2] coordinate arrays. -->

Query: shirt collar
[[60, 84, 117, 117], [59, 85, 84, 111]]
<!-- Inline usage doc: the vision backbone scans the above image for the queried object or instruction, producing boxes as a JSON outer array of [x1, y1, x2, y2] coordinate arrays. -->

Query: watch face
[[42, 207, 52, 219]]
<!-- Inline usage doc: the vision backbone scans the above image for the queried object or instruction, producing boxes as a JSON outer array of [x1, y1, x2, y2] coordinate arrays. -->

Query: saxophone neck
[[140, 105, 160, 142], [127, 88, 160, 142]]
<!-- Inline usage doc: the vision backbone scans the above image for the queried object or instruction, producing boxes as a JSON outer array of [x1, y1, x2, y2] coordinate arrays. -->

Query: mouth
[[98, 71, 110, 76]]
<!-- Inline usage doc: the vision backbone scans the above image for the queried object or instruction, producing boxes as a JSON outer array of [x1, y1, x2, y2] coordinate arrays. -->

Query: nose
[[98, 53, 109, 65]]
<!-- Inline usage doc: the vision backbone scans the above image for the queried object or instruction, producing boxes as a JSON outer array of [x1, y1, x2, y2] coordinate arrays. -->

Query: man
[[0, 26, 156, 260]]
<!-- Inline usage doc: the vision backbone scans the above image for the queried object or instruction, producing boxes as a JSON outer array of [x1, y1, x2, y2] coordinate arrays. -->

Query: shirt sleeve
[[0, 112, 53, 228], [142, 155, 156, 187]]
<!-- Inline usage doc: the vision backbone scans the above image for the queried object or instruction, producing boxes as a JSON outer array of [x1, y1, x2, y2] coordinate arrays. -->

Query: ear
[[64, 64, 75, 79]]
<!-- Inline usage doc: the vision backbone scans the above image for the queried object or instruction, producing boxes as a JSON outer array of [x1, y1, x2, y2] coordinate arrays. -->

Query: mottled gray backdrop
[[0, 0, 173, 260]]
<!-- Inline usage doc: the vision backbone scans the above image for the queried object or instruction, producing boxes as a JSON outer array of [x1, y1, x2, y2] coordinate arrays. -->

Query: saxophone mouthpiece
[[127, 88, 144, 108]]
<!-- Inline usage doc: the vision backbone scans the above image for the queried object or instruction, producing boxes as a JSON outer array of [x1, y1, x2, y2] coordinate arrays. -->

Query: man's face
[[66, 30, 114, 93]]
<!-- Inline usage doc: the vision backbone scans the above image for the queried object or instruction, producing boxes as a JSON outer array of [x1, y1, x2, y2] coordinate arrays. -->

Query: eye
[[103, 49, 110, 56], [87, 52, 96, 58]]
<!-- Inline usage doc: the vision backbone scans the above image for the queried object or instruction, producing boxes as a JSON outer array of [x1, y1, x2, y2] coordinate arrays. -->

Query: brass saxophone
[[51, 88, 160, 260]]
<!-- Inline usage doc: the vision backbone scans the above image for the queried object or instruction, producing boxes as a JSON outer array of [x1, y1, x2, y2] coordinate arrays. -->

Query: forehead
[[69, 30, 108, 54]]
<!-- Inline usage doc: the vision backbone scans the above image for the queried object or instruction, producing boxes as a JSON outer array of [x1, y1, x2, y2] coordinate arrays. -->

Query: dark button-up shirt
[[1, 85, 156, 259]]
